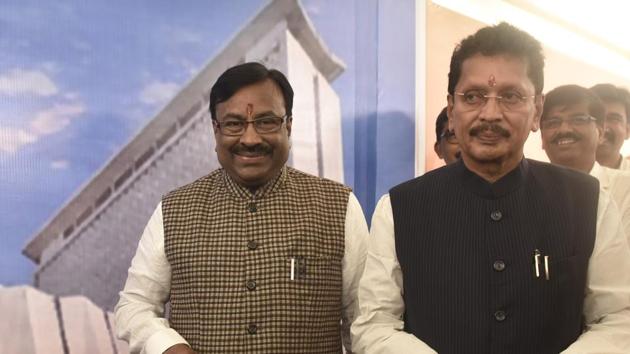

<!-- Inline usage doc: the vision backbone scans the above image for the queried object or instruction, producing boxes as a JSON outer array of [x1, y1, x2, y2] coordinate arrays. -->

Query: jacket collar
[[456, 158, 529, 199], [222, 166, 287, 200]]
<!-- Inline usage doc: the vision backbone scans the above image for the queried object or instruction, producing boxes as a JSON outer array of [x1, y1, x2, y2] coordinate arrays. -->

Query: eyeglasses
[[605, 113, 626, 126], [453, 90, 535, 112], [540, 114, 597, 130], [214, 115, 288, 136], [439, 130, 457, 144]]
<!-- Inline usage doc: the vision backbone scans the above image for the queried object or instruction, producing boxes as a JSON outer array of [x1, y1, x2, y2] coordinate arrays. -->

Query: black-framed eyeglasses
[[214, 115, 289, 136], [453, 90, 535, 112], [540, 114, 597, 130], [439, 130, 457, 144]]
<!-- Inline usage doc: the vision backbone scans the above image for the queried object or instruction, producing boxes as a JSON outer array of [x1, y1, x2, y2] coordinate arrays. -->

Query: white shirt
[[351, 191, 630, 354], [619, 156, 630, 171], [591, 162, 630, 244], [115, 192, 369, 354]]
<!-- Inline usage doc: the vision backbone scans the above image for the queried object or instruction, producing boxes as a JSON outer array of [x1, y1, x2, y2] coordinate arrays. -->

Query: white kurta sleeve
[[561, 190, 630, 353], [351, 195, 437, 354], [114, 202, 189, 354], [340, 192, 370, 353]]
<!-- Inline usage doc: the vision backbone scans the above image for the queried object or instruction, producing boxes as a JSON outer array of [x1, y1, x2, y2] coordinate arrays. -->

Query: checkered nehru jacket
[[162, 167, 351, 353]]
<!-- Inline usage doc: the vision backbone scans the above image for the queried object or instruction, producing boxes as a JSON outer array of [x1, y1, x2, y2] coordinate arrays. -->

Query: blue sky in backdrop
[[0, 0, 362, 285]]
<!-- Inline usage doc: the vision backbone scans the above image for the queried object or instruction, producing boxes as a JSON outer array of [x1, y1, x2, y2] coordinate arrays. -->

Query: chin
[[549, 156, 576, 168], [238, 166, 280, 183], [468, 148, 508, 162], [597, 145, 617, 157], [237, 172, 267, 184]]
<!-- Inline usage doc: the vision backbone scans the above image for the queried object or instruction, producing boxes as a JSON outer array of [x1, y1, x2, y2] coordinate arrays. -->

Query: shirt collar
[[614, 154, 623, 169], [222, 166, 287, 200], [456, 158, 529, 199], [590, 161, 611, 190]]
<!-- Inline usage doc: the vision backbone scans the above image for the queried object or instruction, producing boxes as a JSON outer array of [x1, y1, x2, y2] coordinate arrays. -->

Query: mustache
[[469, 122, 510, 138], [551, 132, 580, 145], [231, 143, 273, 156]]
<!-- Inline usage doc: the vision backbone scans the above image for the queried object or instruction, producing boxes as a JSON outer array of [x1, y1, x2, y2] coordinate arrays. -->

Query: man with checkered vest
[[115, 62, 369, 354]]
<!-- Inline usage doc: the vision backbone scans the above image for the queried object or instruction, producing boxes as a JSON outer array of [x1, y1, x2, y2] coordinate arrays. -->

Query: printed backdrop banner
[[0, 0, 416, 310]]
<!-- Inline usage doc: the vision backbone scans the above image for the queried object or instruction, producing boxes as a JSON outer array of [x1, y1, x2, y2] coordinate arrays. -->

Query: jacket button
[[490, 210, 502, 221], [248, 203, 257, 212], [247, 240, 259, 250], [246, 280, 256, 291], [494, 310, 507, 322], [247, 324, 258, 334], [493, 260, 506, 272]]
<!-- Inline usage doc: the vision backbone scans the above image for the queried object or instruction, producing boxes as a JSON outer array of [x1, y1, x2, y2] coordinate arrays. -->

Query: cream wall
[[424, 2, 630, 171]]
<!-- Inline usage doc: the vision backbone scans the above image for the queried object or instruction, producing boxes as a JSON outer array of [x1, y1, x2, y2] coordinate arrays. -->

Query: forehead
[[216, 79, 285, 117], [546, 101, 589, 118], [603, 101, 627, 117], [457, 54, 534, 92]]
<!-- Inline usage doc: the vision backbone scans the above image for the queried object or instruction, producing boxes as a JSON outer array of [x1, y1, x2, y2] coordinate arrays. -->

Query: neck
[[597, 151, 622, 169], [583, 159, 597, 174], [461, 154, 522, 183], [566, 159, 596, 174]]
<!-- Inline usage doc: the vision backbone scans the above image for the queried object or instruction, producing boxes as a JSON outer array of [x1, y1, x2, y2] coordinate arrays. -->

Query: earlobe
[[212, 120, 219, 134], [531, 94, 544, 132], [286, 118, 293, 137], [531, 121, 540, 133], [434, 142, 443, 159], [447, 95, 454, 131], [532, 116, 541, 132]]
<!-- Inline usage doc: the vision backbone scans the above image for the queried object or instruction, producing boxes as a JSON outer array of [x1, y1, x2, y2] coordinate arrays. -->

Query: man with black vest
[[352, 23, 630, 353], [115, 62, 369, 354]]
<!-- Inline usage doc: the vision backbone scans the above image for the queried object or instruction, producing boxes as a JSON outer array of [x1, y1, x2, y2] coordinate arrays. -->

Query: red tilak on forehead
[[246, 103, 253, 117], [488, 74, 497, 87]]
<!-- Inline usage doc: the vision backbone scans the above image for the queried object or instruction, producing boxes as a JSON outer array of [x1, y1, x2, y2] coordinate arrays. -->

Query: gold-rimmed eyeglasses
[[453, 90, 535, 112]]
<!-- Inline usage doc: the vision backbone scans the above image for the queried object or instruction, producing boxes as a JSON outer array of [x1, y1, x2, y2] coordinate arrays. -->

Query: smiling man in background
[[540, 84, 630, 242]]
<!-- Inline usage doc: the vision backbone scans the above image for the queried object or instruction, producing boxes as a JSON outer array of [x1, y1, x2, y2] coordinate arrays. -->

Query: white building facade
[[23, 0, 346, 311]]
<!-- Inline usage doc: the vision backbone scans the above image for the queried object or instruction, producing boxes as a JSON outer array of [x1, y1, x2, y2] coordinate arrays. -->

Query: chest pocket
[[263, 256, 343, 333], [534, 253, 588, 348], [548, 254, 584, 318]]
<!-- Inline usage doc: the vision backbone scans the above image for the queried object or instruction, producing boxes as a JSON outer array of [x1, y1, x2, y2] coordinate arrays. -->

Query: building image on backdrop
[[12, 0, 630, 352], [21, 0, 344, 315]]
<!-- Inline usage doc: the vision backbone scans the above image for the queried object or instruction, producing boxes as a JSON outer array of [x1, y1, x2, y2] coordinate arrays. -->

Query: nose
[[555, 119, 576, 132], [239, 122, 263, 145], [602, 121, 613, 134], [478, 96, 502, 122]]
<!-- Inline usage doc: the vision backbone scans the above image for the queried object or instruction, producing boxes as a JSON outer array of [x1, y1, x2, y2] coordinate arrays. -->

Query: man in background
[[591, 83, 630, 170], [540, 84, 630, 242], [433, 107, 460, 164]]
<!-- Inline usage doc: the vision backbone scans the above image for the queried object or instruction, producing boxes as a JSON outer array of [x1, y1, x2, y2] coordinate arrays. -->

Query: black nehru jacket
[[390, 159, 599, 354]]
